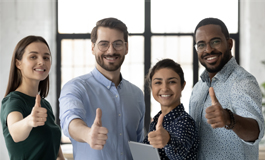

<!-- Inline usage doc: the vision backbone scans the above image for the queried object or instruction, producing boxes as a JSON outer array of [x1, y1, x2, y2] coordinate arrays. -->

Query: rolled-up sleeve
[[59, 80, 87, 138]]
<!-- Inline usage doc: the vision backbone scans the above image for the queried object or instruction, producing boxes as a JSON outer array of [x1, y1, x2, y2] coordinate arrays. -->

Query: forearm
[[8, 116, 33, 142], [232, 114, 260, 142], [69, 118, 90, 143], [57, 146, 65, 160]]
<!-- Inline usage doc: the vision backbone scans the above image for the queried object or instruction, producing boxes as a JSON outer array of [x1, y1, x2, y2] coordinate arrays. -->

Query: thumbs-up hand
[[148, 114, 170, 149], [87, 108, 108, 150], [205, 87, 230, 128], [28, 94, 47, 127]]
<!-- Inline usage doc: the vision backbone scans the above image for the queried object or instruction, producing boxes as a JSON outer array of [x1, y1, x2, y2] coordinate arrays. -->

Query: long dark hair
[[5, 35, 50, 98]]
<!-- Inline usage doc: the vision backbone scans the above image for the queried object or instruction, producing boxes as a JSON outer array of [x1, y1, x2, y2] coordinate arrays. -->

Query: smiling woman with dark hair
[[143, 58, 199, 160]]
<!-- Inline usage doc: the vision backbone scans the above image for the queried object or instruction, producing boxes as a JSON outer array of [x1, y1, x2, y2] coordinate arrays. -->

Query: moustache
[[201, 51, 221, 59], [102, 54, 121, 58]]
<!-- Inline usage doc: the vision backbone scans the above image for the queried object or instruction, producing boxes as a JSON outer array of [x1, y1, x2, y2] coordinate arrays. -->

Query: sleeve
[[164, 117, 199, 160], [1, 97, 25, 127], [59, 80, 87, 138], [136, 90, 146, 142], [231, 76, 265, 145]]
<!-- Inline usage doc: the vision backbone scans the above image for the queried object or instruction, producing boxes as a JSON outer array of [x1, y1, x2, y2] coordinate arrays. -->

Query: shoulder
[[122, 79, 143, 94]]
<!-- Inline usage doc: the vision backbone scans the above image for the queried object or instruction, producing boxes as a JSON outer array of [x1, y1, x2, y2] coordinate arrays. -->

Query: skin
[[148, 68, 185, 148], [7, 42, 65, 159], [68, 27, 128, 150], [195, 24, 260, 142]]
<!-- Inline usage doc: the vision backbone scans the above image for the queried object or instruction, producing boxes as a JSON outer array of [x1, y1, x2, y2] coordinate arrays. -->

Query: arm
[[7, 95, 47, 142], [206, 87, 261, 142], [56, 146, 65, 160], [68, 109, 108, 150]]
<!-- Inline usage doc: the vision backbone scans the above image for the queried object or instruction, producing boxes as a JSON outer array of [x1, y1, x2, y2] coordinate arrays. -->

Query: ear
[[91, 42, 96, 55], [181, 81, 186, 91], [228, 38, 233, 50], [125, 42, 128, 55], [16, 59, 22, 70]]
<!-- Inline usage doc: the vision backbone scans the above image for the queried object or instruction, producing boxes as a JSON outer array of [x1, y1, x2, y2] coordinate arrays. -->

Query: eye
[[44, 56, 50, 60], [211, 39, 221, 46], [99, 42, 109, 47], [30, 55, 37, 59], [169, 81, 176, 84], [197, 43, 206, 49], [153, 81, 161, 85]]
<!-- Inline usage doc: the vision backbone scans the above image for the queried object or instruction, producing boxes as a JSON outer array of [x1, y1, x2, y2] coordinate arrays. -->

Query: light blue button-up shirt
[[59, 68, 145, 160], [189, 57, 264, 160]]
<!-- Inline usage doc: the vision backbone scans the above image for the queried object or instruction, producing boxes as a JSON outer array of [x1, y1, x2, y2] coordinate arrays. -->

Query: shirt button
[[121, 153, 123, 155], [116, 95, 118, 98], [119, 114, 121, 116], [120, 133, 122, 136]]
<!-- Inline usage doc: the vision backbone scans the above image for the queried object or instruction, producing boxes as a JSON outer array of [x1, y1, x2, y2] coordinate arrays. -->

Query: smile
[[160, 94, 171, 97], [34, 68, 46, 72]]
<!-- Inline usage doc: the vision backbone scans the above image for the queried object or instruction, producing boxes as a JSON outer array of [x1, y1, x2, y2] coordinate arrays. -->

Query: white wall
[[240, 0, 265, 85], [0, 0, 56, 159]]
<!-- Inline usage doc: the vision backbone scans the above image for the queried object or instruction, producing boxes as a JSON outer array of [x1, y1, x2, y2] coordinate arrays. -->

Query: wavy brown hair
[[5, 35, 50, 98]]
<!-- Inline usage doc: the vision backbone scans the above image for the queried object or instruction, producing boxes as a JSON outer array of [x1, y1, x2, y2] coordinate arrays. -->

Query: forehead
[[25, 42, 50, 53], [195, 24, 225, 43], [96, 27, 124, 42], [153, 68, 180, 79]]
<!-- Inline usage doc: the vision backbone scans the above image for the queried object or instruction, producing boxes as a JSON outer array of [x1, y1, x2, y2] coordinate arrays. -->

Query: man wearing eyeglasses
[[189, 17, 264, 160], [59, 17, 145, 160]]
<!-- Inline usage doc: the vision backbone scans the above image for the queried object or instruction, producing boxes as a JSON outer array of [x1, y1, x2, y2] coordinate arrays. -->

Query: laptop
[[128, 141, 160, 160]]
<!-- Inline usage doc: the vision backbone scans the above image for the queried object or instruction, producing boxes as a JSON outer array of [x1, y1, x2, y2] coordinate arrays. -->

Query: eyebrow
[[196, 37, 221, 44], [98, 39, 123, 43], [29, 51, 51, 56]]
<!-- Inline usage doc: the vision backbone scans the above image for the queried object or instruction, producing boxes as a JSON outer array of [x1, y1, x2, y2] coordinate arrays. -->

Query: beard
[[95, 54, 125, 72], [200, 49, 231, 73]]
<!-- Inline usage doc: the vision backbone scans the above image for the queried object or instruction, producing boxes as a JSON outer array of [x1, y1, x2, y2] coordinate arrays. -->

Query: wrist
[[224, 108, 235, 129]]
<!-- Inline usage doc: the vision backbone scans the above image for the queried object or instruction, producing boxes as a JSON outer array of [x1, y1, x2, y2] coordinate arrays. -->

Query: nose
[[107, 44, 115, 54], [38, 58, 45, 65], [161, 83, 169, 91], [205, 43, 214, 53]]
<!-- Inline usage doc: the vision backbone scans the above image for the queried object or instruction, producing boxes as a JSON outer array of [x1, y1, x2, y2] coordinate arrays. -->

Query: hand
[[148, 114, 170, 148], [87, 108, 108, 150], [205, 87, 230, 128], [28, 94, 47, 127]]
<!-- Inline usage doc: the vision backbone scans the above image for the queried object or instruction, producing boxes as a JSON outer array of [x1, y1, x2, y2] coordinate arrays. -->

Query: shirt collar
[[200, 57, 237, 84], [91, 67, 124, 90]]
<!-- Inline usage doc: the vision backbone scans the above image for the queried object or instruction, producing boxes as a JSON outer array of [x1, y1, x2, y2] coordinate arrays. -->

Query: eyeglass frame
[[194, 38, 224, 52], [96, 40, 127, 52]]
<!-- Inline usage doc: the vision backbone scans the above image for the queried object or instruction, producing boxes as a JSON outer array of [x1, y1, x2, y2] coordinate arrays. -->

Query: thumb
[[94, 108, 102, 126], [209, 87, 218, 105], [156, 114, 164, 130], [35, 94, 41, 108]]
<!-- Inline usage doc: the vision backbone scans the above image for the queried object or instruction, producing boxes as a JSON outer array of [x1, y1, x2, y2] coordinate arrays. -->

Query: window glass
[[151, 0, 238, 33], [151, 36, 193, 117], [58, 0, 144, 33]]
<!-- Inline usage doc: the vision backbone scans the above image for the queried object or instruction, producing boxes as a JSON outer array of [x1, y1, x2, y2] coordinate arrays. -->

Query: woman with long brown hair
[[1, 35, 64, 160]]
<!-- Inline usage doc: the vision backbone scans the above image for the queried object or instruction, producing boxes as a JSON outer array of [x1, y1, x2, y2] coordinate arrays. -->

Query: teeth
[[105, 57, 115, 60], [35, 69, 44, 71], [207, 56, 216, 60], [161, 95, 170, 97]]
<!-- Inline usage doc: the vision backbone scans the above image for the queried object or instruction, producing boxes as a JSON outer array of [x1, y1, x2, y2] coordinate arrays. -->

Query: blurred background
[[1, 0, 265, 159]]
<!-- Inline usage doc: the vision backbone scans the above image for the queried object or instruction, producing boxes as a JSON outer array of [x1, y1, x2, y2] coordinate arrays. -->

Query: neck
[[16, 78, 39, 97], [161, 102, 180, 115], [96, 65, 121, 87]]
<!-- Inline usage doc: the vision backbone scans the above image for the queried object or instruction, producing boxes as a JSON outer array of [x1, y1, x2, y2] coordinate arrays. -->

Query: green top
[[1, 91, 61, 160]]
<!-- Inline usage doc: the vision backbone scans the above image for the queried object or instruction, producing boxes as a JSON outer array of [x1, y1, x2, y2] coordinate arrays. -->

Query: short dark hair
[[5, 35, 50, 98], [91, 17, 128, 43], [145, 59, 185, 89], [194, 17, 230, 40]]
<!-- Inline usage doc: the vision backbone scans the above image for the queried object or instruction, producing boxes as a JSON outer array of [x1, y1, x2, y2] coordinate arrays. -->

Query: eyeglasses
[[195, 38, 222, 52], [97, 40, 126, 52]]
